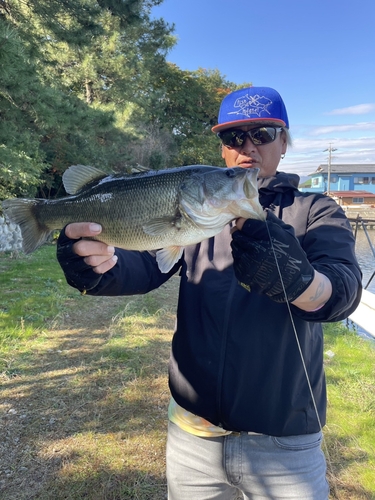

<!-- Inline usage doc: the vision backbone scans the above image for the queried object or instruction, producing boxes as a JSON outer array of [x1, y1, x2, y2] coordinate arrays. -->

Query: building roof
[[329, 190, 375, 198], [310, 164, 375, 176]]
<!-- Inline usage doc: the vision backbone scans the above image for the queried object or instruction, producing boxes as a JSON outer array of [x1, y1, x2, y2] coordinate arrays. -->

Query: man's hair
[[282, 127, 293, 147]]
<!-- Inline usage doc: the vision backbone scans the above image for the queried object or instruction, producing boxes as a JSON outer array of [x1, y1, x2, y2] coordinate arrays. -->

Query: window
[[352, 197, 364, 204], [312, 178, 320, 186], [354, 177, 370, 184]]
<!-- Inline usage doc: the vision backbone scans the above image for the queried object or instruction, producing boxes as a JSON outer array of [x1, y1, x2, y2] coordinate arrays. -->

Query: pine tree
[[0, 0, 174, 198], [0, 0, 252, 201]]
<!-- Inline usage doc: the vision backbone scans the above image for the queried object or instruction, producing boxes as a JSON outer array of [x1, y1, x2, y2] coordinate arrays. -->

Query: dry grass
[[0, 277, 179, 500]]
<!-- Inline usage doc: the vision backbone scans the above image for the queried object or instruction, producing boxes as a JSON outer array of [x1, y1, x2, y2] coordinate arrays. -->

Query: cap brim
[[212, 118, 287, 133]]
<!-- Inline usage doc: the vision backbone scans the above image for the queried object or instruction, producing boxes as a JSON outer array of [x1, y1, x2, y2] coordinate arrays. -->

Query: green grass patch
[[323, 322, 375, 497], [0, 245, 75, 366]]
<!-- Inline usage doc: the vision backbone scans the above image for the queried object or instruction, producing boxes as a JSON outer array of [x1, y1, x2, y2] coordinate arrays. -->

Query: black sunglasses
[[218, 126, 283, 148]]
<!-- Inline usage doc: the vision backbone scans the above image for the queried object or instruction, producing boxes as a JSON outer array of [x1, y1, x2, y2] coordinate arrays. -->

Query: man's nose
[[239, 136, 257, 154]]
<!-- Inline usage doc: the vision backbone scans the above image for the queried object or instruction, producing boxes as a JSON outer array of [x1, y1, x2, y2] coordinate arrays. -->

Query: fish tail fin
[[2, 198, 52, 254]]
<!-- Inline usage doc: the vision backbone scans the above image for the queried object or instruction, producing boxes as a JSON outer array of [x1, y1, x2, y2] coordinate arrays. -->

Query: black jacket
[[82, 172, 362, 436]]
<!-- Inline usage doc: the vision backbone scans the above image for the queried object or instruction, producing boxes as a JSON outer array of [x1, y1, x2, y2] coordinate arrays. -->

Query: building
[[300, 164, 375, 195], [329, 191, 375, 207]]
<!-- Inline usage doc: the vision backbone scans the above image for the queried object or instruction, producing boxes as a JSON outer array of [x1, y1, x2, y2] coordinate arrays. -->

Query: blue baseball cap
[[212, 86, 289, 133]]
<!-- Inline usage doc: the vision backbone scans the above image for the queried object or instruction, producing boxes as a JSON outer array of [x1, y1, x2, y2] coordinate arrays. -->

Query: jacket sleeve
[[286, 194, 362, 322], [86, 249, 181, 296]]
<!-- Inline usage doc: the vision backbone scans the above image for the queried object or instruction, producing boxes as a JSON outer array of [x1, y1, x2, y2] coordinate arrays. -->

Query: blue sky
[[152, 0, 375, 178]]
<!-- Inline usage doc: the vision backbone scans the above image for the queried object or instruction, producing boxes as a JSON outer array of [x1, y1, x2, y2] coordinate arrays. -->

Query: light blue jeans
[[166, 422, 329, 500]]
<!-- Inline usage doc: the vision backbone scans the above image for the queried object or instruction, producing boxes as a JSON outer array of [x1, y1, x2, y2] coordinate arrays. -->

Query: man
[[57, 86, 362, 499]]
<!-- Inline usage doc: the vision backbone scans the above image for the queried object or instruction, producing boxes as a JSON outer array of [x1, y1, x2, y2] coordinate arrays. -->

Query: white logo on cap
[[228, 94, 272, 118]]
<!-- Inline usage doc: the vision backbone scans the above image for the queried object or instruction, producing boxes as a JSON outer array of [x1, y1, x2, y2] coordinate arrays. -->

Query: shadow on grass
[[0, 292, 174, 500]]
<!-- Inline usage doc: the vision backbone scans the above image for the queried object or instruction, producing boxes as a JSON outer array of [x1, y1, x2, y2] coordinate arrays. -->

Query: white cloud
[[275, 119, 375, 177], [280, 135, 375, 176], [327, 103, 375, 115], [290, 135, 375, 152], [311, 122, 375, 135]]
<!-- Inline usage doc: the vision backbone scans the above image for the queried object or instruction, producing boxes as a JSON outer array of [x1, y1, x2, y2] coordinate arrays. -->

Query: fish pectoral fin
[[143, 216, 182, 236], [156, 246, 184, 273], [63, 165, 108, 195]]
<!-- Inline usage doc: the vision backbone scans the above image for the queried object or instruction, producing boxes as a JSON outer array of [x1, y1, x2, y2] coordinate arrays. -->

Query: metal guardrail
[[349, 216, 375, 289], [346, 216, 375, 339]]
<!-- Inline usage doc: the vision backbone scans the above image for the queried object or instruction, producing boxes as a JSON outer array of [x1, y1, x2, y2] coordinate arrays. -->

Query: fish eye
[[225, 169, 236, 178]]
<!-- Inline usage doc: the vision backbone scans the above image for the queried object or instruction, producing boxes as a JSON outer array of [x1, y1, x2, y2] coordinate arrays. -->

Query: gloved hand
[[57, 226, 103, 293], [231, 211, 315, 303]]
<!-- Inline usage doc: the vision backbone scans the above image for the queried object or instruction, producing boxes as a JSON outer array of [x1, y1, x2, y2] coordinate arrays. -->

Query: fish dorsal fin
[[129, 164, 151, 173], [63, 165, 108, 195]]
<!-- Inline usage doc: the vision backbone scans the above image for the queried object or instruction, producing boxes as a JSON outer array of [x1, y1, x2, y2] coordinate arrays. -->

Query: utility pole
[[323, 144, 337, 195]]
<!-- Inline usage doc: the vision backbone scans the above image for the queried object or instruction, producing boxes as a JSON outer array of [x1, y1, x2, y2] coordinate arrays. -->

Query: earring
[[281, 154, 285, 160]]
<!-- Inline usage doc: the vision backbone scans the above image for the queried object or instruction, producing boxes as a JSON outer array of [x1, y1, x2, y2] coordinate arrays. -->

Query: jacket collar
[[257, 171, 300, 212], [258, 171, 300, 192]]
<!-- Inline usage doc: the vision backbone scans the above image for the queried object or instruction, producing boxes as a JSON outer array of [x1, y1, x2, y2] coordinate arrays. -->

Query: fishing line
[[265, 220, 340, 500]]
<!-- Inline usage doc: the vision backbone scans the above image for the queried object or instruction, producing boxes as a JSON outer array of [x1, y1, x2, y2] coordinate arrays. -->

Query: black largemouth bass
[[2, 164, 265, 272]]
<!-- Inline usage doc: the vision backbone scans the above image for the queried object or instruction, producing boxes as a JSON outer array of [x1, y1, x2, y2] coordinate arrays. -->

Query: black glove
[[56, 227, 103, 293], [231, 211, 314, 303]]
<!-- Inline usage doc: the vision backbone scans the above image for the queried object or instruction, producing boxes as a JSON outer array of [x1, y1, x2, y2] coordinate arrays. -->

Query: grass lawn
[[0, 245, 374, 499]]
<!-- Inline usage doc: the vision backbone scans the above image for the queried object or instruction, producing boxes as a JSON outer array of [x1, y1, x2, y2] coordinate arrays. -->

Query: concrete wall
[[343, 207, 375, 220]]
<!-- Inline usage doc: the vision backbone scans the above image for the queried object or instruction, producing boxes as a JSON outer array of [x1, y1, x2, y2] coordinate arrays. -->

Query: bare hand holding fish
[[64, 222, 118, 275], [2, 164, 265, 273]]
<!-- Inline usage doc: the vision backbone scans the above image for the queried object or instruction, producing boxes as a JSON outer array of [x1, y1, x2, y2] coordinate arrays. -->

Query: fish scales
[[2, 164, 265, 272], [39, 168, 191, 250], [32, 167, 218, 250]]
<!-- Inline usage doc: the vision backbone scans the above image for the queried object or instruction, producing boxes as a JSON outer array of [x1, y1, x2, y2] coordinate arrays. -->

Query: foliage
[[157, 66, 226, 166], [0, 18, 127, 199], [143, 65, 252, 167], [0, 22, 46, 198], [0, 0, 251, 202]]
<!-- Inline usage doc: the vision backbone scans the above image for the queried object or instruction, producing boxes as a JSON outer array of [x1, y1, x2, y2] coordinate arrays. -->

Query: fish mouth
[[242, 168, 260, 199], [223, 167, 259, 201], [224, 167, 265, 221]]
